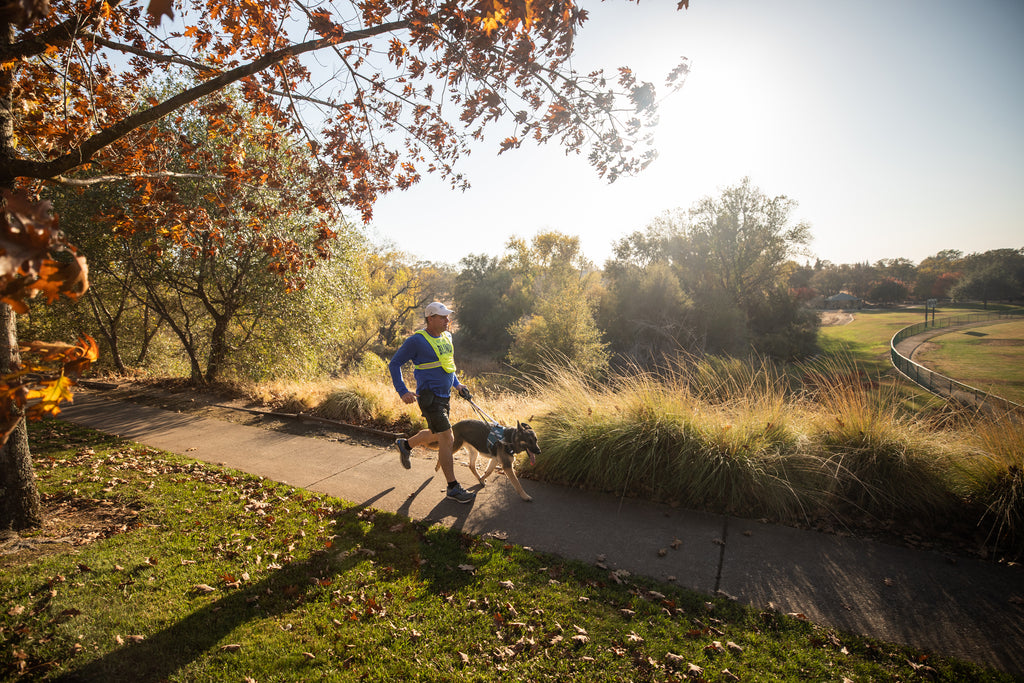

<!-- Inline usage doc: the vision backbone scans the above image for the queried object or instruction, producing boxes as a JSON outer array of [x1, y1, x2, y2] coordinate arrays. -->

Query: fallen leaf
[[302, 652, 315, 660], [658, 548, 667, 557], [220, 643, 242, 652], [193, 584, 216, 593], [458, 564, 475, 572], [499, 580, 514, 590], [726, 641, 744, 653], [671, 538, 683, 549], [458, 651, 470, 664], [723, 668, 741, 681], [664, 652, 686, 667], [127, 635, 145, 643]]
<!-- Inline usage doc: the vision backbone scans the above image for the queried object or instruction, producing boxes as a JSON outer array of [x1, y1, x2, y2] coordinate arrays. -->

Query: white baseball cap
[[424, 301, 454, 317]]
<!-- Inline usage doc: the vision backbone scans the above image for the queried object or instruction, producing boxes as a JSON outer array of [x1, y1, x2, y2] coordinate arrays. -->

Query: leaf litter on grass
[[0, 420, 1016, 681]]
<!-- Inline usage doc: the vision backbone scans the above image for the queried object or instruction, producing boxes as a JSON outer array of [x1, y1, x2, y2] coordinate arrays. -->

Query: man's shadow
[[55, 487, 481, 682]]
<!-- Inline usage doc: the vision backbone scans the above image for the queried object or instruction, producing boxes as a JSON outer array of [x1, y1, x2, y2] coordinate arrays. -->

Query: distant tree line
[[792, 248, 1024, 308], [22, 169, 1022, 385]]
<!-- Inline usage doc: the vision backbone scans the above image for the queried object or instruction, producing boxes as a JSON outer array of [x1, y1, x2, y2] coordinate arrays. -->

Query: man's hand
[[401, 392, 417, 404], [458, 386, 473, 401]]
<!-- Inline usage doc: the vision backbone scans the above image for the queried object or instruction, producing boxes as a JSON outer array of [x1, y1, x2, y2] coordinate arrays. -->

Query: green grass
[[914, 320, 1024, 405], [817, 305, 1024, 370], [1, 421, 1010, 682], [818, 308, 929, 370]]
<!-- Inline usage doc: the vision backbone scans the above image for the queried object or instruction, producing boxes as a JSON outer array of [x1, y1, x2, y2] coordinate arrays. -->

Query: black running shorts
[[417, 390, 451, 434]]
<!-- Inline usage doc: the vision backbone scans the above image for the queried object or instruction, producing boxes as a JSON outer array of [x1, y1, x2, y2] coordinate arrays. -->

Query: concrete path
[[60, 394, 1024, 676]]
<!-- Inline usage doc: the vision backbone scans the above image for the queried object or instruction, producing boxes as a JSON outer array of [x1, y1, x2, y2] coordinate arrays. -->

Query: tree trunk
[[135, 306, 161, 366], [0, 17, 42, 531], [0, 305, 41, 530], [204, 315, 230, 384], [86, 290, 128, 373]]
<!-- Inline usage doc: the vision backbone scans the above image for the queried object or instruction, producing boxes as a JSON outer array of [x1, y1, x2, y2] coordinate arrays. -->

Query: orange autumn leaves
[[0, 190, 88, 314], [0, 189, 97, 443]]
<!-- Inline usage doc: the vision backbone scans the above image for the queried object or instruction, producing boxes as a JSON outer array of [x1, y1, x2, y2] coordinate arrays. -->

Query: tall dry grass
[[958, 417, 1024, 549], [236, 353, 1023, 556], [528, 360, 819, 520], [799, 356, 958, 520]]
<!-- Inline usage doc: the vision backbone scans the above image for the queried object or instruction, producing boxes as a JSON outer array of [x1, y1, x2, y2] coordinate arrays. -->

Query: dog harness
[[487, 425, 523, 455], [413, 330, 456, 373]]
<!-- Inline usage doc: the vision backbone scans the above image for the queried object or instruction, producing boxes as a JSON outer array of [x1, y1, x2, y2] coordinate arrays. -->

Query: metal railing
[[890, 311, 1024, 415]]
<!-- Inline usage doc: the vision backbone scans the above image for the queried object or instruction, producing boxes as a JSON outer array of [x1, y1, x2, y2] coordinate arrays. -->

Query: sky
[[364, 0, 1024, 269]]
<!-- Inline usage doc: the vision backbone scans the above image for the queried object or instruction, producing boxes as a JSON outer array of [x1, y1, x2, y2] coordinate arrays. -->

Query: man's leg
[[432, 428, 456, 482], [400, 427, 458, 482], [396, 429, 438, 469], [407, 429, 438, 449]]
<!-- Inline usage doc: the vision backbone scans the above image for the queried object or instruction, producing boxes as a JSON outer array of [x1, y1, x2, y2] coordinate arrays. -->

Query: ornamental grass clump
[[315, 376, 427, 432], [532, 362, 813, 520], [801, 358, 955, 520], [959, 417, 1024, 555], [315, 384, 378, 423]]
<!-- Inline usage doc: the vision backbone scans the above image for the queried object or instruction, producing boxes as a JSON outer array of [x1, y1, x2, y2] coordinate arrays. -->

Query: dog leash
[[465, 395, 499, 426]]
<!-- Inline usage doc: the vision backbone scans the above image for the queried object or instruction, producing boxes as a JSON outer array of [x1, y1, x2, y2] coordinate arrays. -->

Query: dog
[[433, 419, 541, 502]]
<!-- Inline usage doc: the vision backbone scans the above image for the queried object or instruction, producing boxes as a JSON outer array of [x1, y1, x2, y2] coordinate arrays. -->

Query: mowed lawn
[[817, 307, 931, 370], [914, 319, 1024, 405]]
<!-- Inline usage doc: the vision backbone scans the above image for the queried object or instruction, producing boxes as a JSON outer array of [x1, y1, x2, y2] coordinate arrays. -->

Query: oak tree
[[0, 0, 689, 529]]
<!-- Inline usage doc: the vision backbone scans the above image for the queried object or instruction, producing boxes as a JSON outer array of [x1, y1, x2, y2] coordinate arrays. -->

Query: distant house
[[825, 292, 862, 309]]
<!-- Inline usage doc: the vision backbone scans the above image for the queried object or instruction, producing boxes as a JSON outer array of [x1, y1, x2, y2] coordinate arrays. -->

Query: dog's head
[[514, 421, 541, 466]]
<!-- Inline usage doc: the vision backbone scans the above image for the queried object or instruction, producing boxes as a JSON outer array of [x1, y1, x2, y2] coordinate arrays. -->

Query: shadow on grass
[[53, 488, 480, 682]]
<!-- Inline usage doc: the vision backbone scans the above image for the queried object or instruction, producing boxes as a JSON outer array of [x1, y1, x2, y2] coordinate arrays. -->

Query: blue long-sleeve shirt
[[388, 332, 463, 398]]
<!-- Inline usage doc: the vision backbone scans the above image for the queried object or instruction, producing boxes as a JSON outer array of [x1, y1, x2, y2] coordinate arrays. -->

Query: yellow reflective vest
[[413, 330, 456, 373]]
